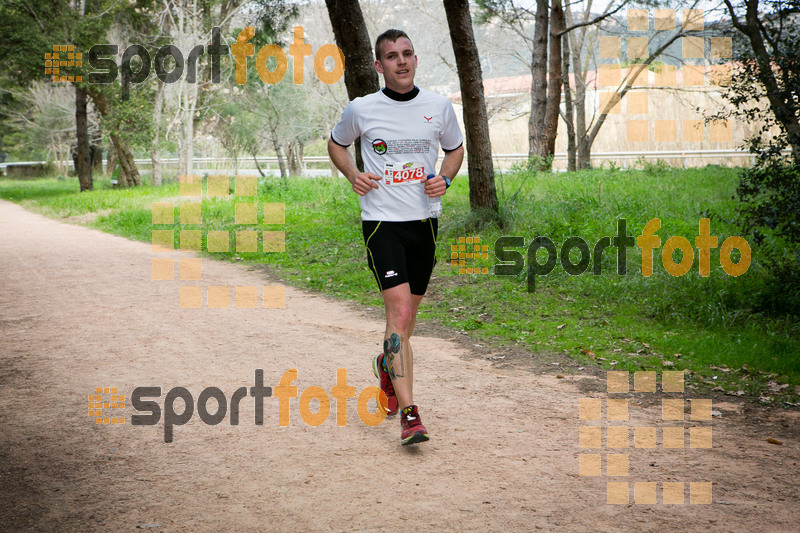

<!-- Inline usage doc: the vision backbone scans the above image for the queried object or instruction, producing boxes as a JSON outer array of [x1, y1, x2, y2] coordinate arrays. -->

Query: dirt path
[[0, 198, 798, 532]]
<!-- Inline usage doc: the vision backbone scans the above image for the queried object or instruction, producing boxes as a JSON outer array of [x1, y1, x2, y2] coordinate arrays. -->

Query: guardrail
[[0, 149, 766, 174]]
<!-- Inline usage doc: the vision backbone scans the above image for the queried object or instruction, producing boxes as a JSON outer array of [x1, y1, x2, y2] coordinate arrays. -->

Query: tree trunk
[[567, 7, 591, 170], [150, 79, 164, 186], [541, 0, 564, 169], [251, 148, 265, 177], [90, 145, 102, 172], [564, 1, 612, 170], [75, 86, 93, 191], [442, 0, 499, 217], [272, 137, 287, 179], [173, 6, 199, 179], [528, 0, 549, 166], [287, 140, 300, 176], [106, 142, 116, 175], [576, 75, 591, 170], [298, 140, 305, 177], [561, 31, 576, 172], [88, 89, 141, 187], [184, 84, 196, 177], [324, 0, 380, 172], [110, 133, 141, 187], [177, 84, 197, 179]]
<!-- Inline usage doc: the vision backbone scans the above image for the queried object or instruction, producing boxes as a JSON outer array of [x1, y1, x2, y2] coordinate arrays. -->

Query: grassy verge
[[1, 168, 798, 405]]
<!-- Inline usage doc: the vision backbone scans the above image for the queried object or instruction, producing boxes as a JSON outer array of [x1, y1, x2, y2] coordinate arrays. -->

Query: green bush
[[736, 162, 800, 316]]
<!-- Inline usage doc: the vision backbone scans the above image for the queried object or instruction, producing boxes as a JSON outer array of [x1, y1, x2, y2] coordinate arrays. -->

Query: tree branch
[[557, 0, 630, 37], [722, 0, 747, 32]]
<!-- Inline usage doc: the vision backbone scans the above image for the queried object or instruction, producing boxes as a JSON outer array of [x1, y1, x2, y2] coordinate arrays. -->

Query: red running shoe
[[400, 405, 429, 446], [373, 353, 398, 416]]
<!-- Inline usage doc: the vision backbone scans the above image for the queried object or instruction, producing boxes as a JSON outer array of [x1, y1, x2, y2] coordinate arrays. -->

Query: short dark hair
[[375, 29, 413, 61]]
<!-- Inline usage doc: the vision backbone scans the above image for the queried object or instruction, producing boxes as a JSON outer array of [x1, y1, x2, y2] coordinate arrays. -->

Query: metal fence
[[0, 149, 762, 176]]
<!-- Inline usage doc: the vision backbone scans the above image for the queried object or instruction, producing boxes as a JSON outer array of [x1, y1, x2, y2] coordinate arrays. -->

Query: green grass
[[2, 168, 798, 403]]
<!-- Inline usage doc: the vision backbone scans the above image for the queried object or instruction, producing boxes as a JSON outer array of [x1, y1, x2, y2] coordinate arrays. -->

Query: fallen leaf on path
[[767, 380, 789, 392], [766, 438, 783, 445]]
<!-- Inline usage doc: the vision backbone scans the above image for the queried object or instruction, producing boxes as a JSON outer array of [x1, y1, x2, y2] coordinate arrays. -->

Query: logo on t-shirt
[[423, 115, 432, 123], [372, 139, 387, 155]]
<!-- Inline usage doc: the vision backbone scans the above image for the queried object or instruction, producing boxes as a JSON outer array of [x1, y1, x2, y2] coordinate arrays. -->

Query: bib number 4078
[[383, 162, 425, 186]]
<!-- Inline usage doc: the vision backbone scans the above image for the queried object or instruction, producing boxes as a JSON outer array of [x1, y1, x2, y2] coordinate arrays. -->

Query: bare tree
[[5, 83, 75, 175], [442, 0, 499, 216], [478, 0, 600, 169], [73, 2, 92, 191], [75, 86, 93, 191], [150, 79, 165, 186], [480, 0, 714, 170], [324, 0, 380, 171]]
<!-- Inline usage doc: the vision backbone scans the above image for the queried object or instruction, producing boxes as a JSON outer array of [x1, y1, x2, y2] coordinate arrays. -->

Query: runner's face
[[375, 37, 417, 93]]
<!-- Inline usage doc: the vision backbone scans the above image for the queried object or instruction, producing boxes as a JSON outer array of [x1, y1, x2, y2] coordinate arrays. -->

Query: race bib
[[383, 162, 426, 186]]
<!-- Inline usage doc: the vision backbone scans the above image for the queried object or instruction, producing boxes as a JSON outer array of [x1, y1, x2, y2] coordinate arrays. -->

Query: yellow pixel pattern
[[578, 371, 713, 504], [46, 45, 83, 83], [452, 236, 490, 275], [88, 387, 125, 425], [151, 175, 286, 308]]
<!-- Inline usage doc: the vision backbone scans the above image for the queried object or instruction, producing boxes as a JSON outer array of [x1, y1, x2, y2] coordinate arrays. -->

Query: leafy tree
[[718, 0, 800, 164], [214, 16, 324, 180], [710, 0, 800, 314], [0, 0, 153, 189]]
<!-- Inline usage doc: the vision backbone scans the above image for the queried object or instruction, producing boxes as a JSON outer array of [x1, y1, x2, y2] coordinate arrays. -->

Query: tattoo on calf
[[384, 332, 404, 378]]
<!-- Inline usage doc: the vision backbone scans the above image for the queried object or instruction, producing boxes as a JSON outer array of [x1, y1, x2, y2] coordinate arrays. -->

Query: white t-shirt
[[331, 88, 463, 221]]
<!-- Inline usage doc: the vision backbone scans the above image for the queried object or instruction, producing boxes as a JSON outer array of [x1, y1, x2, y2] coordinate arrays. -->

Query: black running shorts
[[362, 219, 438, 295]]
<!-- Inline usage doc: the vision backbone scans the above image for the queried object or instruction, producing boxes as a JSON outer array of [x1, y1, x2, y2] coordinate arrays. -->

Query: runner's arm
[[327, 137, 381, 196], [425, 145, 464, 198]]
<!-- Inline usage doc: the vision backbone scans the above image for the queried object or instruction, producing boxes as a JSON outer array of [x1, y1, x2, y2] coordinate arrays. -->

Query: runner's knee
[[386, 304, 413, 332]]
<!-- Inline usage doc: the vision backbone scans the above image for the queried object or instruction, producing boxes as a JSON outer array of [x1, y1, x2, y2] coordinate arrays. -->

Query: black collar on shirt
[[382, 86, 420, 101]]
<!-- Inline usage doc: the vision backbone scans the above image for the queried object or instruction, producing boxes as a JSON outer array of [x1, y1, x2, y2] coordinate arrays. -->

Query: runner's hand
[[424, 175, 447, 198], [351, 172, 381, 196]]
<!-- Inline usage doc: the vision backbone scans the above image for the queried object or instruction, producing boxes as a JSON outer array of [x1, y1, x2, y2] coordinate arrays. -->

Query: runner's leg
[[381, 284, 423, 410]]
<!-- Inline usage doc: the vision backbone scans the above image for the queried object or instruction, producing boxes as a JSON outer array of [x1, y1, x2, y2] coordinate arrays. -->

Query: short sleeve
[[330, 101, 360, 147], [439, 100, 463, 152]]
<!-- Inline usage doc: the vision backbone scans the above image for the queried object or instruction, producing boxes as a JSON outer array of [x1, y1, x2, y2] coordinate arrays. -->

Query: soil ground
[[0, 199, 798, 532]]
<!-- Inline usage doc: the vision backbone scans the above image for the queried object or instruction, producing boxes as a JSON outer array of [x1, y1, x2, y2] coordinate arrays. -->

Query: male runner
[[327, 29, 464, 445]]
